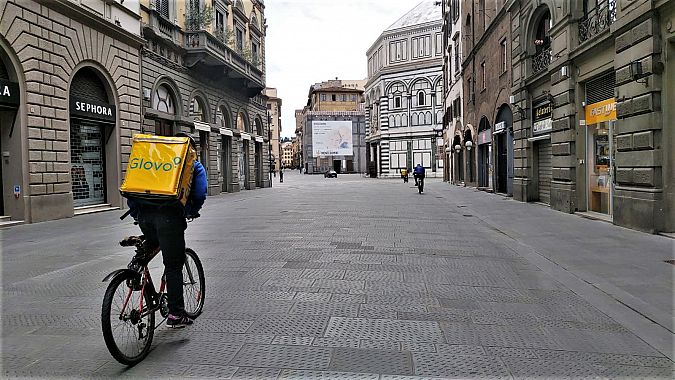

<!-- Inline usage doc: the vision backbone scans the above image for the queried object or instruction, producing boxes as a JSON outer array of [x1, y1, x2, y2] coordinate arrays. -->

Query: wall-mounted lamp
[[560, 65, 569, 78], [454, 144, 462, 153], [630, 61, 648, 85], [465, 140, 473, 151]]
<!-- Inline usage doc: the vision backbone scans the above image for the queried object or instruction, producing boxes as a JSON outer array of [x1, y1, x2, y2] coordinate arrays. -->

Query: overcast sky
[[265, 0, 425, 138]]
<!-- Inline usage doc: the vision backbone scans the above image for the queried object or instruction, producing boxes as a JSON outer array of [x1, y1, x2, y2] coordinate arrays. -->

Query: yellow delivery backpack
[[120, 134, 197, 206]]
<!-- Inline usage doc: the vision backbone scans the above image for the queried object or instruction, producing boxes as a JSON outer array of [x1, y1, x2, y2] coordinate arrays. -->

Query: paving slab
[[1, 172, 672, 378]]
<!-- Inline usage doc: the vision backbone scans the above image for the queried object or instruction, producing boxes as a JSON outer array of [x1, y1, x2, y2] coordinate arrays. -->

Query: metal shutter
[[538, 140, 552, 204], [586, 71, 615, 104], [0, 58, 8, 80], [71, 68, 108, 103]]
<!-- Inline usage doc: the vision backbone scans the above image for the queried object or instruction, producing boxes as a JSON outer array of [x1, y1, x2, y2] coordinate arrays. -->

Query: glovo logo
[[129, 157, 182, 172]]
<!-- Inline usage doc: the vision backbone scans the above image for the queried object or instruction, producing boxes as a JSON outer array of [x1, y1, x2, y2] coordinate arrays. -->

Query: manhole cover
[[665, 260, 675, 265]]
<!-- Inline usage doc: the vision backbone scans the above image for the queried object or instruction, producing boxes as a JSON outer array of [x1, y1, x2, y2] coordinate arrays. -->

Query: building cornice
[[36, 0, 145, 47]]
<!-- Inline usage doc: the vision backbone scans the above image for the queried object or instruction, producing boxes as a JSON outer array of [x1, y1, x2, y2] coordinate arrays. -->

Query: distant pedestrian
[[280, 169, 284, 183]]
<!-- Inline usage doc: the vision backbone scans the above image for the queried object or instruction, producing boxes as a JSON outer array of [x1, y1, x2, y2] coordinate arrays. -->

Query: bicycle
[[101, 230, 205, 366], [417, 176, 424, 194]]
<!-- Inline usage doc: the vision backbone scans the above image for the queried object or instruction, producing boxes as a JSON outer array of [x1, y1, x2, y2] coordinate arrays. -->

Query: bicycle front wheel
[[183, 248, 205, 318], [101, 272, 155, 366]]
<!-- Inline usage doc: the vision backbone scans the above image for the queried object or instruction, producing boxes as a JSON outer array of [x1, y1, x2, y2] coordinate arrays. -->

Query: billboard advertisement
[[312, 120, 353, 156]]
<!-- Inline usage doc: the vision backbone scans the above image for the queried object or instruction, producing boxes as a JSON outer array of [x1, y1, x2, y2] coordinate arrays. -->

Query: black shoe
[[166, 313, 193, 328]]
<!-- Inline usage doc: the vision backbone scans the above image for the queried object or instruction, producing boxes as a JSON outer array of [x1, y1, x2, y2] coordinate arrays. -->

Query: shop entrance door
[[70, 120, 106, 207], [239, 140, 248, 189], [496, 134, 508, 193], [255, 142, 262, 187], [586, 121, 615, 216], [536, 139, 552, 204], [0, 123, 3, 216], [221, 136, 231, 192], [333, 160, 341, 173], [477, 144, 489, 187]]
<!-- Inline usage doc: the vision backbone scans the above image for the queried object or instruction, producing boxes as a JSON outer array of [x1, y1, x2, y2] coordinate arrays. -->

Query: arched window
[[417, 91, 426, 106], [216, 105, 230, 129], [237, 111, 249, 132], [153, 84, 176, 114], [190, 96, 207, 121], [534, 9, 551, 52], [255, 117, 263, 135], [411, 79, 431, 107]]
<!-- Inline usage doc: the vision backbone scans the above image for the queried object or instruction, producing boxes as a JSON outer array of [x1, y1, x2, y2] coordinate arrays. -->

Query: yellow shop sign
[[585, 98, 616, 124]]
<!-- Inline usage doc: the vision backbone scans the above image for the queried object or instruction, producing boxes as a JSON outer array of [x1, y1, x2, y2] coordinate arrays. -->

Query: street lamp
[[465, 140, 473, 151], [454, 144, 462, 153]]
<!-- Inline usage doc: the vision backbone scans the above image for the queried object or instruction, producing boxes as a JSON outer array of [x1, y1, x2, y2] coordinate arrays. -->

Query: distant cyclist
[[127, 132, 208, 328], [413, 164, 425, 186]]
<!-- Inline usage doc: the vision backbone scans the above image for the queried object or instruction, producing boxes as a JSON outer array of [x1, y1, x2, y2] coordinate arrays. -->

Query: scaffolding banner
[[312, 120, 353, 156]]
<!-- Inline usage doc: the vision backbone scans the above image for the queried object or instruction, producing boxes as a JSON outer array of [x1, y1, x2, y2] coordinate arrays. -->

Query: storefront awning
[[194, 121, 211, 132], [528, 134, 550, 142]]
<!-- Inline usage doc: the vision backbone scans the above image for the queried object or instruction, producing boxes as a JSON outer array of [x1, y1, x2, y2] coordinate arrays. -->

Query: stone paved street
[[2, 172, 673, 379]]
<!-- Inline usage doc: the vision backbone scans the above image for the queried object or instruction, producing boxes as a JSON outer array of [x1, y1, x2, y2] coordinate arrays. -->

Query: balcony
[[578, 0, 617, 44], [184, 30, 265, 97], [532, 47, 552, 76], [142, 8, 179, 42]]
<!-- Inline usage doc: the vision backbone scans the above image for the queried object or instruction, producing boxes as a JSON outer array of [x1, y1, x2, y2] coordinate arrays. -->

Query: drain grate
[[665, 260, 675, 265], [463, 214, 473, 217]]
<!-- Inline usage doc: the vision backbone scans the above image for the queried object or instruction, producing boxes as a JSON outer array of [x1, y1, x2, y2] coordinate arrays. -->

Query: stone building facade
[[365, 1, 445, 178], [299, 79, 366, 174], [441, 0, 464, 183], [140, 0, 269, 195], [460, 0, 513, 193], [508, 0, 674, 233], [0, 0, 144, 224], [265, 87, 282, 172]]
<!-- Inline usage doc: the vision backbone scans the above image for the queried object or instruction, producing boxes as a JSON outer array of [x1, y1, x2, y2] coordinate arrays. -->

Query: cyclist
[[127, 132, 208, 328], [413, 163, 425, 187]]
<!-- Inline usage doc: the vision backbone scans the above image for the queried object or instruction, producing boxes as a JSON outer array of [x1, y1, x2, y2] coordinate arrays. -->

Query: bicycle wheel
[[418, 179, 424, 194], [183, 248, 205, 318], [101, 272, 155, 366]]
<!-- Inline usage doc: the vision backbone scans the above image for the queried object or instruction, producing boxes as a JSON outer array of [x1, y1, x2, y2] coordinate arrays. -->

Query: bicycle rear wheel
[[183, 248, 205, 318], [101, 272, 155, 366]]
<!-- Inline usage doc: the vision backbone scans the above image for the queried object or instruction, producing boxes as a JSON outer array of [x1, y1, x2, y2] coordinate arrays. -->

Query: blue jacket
[[127, 160, 208, 218], [413, 165, 425, 175]]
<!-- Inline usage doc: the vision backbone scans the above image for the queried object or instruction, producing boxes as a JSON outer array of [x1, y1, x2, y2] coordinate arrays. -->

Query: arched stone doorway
[[463, 128, 475, 183], [69, 66, 118, 209], [477, 116, 491, 188], [495, 104, 514, 195], [216, 103, 233, 192], [452, 134, 463, 183], [254, 116, 264, 188], [236, 110, 250, 190], [0, 42, 24, 221]]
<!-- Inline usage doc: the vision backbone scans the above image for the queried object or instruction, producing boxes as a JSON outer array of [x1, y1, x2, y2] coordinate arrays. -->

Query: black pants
[[137, 207, 187, 315]]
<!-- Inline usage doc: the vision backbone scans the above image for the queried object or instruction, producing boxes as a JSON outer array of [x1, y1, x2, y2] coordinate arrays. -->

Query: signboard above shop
[[0, 79, 20, 109], [585, 98, 616, 125], [70, 97, 115, 123], [532, 102, 552, 135]]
